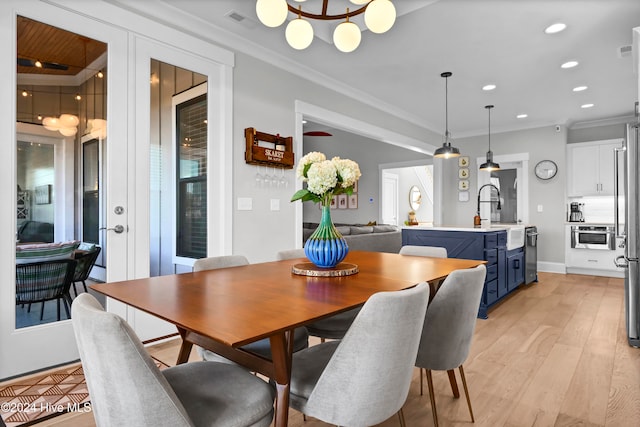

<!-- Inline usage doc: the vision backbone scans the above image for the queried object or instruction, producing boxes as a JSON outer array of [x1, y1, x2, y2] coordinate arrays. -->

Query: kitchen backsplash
[[567, 196, 625, 223]]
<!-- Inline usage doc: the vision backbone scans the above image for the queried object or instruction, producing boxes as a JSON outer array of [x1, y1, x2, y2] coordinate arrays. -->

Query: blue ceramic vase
[[304, 205, 349, 268]]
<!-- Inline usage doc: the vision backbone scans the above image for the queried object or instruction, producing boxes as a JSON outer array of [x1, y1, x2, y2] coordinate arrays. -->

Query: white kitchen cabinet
[[567, 139, 623, 196], [565, 225, 624, 277]]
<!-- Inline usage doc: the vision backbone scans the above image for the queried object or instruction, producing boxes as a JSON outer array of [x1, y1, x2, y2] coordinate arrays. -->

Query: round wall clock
[[534, 160, 558, 180]]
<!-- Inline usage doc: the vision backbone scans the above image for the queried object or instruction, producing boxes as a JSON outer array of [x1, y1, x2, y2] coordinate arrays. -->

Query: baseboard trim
[[566, 267, 625, 278], [538, 261, 566, 274]]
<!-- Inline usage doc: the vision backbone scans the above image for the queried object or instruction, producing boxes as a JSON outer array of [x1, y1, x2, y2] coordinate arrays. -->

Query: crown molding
[[569, 114, 637, 130]]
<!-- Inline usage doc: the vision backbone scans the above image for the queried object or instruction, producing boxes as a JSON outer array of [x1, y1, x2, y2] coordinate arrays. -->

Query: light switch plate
[[237, 197, 253, 211]]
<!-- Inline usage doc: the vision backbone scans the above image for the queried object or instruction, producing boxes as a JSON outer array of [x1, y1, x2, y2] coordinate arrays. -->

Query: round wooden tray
[[292, 262, 359, 277]]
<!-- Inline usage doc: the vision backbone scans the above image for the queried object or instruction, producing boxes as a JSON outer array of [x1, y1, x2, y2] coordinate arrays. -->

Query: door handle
[[614, 146, 626, 238], [614, 255, 628, 268], [99, 225, 125, 234]]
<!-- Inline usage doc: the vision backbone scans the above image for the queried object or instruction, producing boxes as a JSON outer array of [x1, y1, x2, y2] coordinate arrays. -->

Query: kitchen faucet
[[474, 183, 502, 227]]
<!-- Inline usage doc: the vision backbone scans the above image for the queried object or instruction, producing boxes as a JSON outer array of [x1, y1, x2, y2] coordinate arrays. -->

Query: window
[[175, 92, 207, 258]]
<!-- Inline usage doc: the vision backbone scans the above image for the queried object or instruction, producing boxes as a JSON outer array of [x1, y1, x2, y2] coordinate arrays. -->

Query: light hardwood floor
[[25, 272, 640, 426]]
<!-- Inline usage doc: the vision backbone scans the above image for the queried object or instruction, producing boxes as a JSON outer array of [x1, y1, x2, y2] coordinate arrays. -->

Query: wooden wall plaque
[[245, 127, 294, 169]]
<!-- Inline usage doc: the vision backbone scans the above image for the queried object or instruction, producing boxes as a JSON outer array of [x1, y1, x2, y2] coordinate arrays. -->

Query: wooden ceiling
[[17, 16, 107, 76]]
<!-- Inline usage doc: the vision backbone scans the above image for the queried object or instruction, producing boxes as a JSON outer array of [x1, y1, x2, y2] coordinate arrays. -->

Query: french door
[[0, 1, 129, 379]]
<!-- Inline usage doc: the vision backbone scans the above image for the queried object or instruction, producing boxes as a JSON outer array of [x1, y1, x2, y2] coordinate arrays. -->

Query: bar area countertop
[[402, 224, 528, 233]]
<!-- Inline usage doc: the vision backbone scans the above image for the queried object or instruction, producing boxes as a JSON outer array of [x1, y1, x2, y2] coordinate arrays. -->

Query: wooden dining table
[[91, 251, 485, 427]]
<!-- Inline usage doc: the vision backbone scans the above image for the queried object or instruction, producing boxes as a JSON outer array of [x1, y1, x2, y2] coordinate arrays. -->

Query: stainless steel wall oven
[[570, 225, 615, 250]]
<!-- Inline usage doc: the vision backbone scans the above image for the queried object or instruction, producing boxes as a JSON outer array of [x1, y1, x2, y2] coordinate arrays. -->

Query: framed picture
[[348, 194, 358, 209], [458, 168, 469, 179], [458, 180, 469, 190], [458, 156, 470, 167], [353, 181, 358, 193], [458, 191, 470, 202], [330, 196, 337, 210], [35, 184, 51, 205], [337, 194, 348, 209]]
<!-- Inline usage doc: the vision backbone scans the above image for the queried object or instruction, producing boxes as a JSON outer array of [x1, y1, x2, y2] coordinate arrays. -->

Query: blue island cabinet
[[402, 228, 524, 318]]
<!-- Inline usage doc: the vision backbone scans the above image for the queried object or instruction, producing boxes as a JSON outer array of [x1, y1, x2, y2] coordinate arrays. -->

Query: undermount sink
[[490, 224, 525, 250]]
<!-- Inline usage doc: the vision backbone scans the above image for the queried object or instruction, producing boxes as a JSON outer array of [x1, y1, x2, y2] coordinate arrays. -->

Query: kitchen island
[[402, 225, 527, 318]]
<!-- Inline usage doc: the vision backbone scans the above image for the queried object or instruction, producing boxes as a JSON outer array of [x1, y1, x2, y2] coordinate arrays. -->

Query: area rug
[[0, 358, 169, 427]]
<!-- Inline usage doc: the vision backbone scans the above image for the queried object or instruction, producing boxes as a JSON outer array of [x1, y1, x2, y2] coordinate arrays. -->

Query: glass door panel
[[1, 4, 128, 379]]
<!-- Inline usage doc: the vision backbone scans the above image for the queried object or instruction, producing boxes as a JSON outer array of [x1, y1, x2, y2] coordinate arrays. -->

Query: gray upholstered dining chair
[[399, 245, 448, 258], [193, 255, 309, 362], [289, 282, 430, 427], [71, 293, 275, 427], [399, 245, 449, 298], [276, 249, 360, 341], [275, 248, 306, 261], [415, 264, 486, 427]]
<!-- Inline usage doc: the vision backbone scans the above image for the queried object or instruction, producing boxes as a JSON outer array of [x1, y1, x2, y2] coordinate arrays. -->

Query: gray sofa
[[303, 222, 402, 253], [17, 220, 54, 243]]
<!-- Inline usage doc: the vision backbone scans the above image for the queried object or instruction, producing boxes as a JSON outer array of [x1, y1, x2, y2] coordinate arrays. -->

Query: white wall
[[385, 165, 434, 225], [231, 53, 436, 262], [301, 128, 429, 227]]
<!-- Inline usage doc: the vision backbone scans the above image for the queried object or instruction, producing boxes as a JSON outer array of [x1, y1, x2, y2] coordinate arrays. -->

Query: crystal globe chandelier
[[256, 0, 396, 53]]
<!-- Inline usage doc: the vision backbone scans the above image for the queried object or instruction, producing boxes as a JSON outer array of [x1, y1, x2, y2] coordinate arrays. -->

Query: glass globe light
[[59, 114, 79, 127], [256, 0, 288, 27], [350, 0, 370, 4], [364, 0, 396, 34], [333, 21, 361, 52], [42, 117, 60, 131], [59, 126, 78, 137], [286, 18, 314, 49]]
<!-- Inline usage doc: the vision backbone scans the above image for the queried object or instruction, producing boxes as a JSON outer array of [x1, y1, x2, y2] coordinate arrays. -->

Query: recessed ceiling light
[[581, 103, 594, 109], [545, 23, 567, 34], [573, 86, 588, 92], [516, 114, 528, 119], [561, 61, 579, 69], [482, 84, 496, 91]]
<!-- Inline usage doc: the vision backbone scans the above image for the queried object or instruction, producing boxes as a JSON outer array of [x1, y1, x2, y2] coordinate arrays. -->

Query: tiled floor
[[15, 288, 105, 329]]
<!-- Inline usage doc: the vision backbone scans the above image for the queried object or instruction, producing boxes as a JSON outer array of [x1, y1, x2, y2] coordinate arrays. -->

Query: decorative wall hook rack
[[244, 127, 294, 169]]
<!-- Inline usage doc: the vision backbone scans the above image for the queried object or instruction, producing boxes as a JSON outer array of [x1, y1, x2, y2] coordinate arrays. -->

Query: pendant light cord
[[441, 71, 452, 140], [445, 75, 448, 138], [487, 106, 491, 151], [485, 104, 494, 151]]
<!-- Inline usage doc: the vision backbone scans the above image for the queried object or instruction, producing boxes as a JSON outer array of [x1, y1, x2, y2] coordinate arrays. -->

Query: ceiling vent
[[617, 44, 632, 58], [225, 10, 257, 29]]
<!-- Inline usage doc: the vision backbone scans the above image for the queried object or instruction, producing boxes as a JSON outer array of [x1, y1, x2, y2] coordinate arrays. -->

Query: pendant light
[[479, 105, 500, 171], [433, 72, 460, 159]]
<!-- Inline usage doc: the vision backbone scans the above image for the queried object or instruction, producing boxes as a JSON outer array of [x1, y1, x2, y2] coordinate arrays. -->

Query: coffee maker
[[569, 202, 585, 222]]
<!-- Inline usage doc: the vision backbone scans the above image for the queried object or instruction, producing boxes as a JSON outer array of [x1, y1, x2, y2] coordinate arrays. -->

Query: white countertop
[[565, 222, 615, 226], [403, 224, 531, 250], [403, 224, 528, 233]]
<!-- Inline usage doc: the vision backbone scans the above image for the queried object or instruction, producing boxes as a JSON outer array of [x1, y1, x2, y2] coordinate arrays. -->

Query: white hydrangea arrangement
[[291, 151, 361, 207]]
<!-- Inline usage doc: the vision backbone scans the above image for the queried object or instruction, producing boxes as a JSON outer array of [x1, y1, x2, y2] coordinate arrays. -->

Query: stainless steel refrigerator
[[615, 121, 640, 348]]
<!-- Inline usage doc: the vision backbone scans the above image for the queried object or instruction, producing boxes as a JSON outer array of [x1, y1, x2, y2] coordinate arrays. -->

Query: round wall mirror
[[409, 185, 422, 211]]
